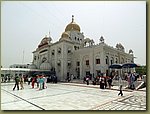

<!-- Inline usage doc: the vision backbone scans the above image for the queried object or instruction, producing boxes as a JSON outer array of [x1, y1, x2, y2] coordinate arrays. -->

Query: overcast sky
[[1, 1, 146, 68]]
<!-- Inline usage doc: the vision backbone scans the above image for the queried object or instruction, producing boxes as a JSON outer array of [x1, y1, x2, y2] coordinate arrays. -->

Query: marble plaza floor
[[1, 82, 146, 110]]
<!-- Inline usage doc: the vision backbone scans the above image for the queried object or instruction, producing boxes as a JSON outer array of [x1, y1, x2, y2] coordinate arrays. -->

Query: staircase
[[112, 80, 145, 90]]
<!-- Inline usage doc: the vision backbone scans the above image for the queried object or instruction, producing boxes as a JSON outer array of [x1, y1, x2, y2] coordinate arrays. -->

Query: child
[[118, 84, 123, 96]]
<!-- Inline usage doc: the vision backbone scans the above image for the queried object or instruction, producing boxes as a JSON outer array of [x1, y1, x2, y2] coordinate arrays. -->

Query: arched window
[[74, 46, 76, 50], [110, 57, 114, 65], [86, 60, 89, 65], [57, 47, 61, 54], [57, 60, 61, 66], [75, 37, 76, 40], [52, 50, 55, 55], [68, 48, 71, 53], [34, 56, 36, 60], [42, 57, 47, 63], [96, 59, 100, 64], [115, 58, 118, 63], [106, 56, 109, 64], [68, 60, 71, 66], [85, 42, 90, 47], [77, 61, 80, 66]]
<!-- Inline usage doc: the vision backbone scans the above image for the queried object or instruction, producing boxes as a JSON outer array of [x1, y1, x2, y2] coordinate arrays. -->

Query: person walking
[[43, 75, 47, 89], [31, 77, 36, 88], [130, 73, 135, 90], [8, 77, 10, 82], [86, 76, 89, 85], [107, 77, 112, 89], [27, 76, 31, 85], [118, 84, 123, 96], [13, 75, 20, 91], [99, 77, 105, 89], [127, 72, 131, 89], [36, 75, 39, 88], [104, 76, 107, 89], [52, 75, 56, 83], [20, 75, 24, 90], [55, 76, 57, 83], [39, 76, 44, 90], [42, 75, 46, 89]]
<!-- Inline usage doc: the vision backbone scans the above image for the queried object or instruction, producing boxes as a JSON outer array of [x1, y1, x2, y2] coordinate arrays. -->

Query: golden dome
[[61, 32, 70, 38], [65, 15, 80, 32], [59, 32, 71, 41]]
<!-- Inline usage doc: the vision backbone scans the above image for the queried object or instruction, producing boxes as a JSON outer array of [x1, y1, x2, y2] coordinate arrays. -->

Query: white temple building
[[31, 15, 134, 81]]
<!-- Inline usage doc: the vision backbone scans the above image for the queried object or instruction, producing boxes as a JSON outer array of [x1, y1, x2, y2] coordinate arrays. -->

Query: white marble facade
[[32, 16, 134, 81]]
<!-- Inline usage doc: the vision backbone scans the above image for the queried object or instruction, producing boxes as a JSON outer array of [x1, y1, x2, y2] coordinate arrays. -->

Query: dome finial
[[65, 15, 80, 32], [72, 15, 74, 22]]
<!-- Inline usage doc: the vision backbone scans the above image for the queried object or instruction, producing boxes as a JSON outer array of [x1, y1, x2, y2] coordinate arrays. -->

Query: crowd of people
[[125, 72, 138, 90], [83, 74, 113, 89], [12, 74, 58, 91], [9, 71, 143, 93], [83, 71, 142, 91], [81, 71, 143, 96], [1, 76, 11, 83]]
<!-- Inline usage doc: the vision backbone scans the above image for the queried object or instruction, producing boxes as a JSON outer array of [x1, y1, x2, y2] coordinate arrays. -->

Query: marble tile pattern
[[1, 83, 146, 110]]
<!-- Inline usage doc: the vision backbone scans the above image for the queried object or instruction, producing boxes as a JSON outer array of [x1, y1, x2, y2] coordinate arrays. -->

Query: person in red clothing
[[31, 77, 36, 88]]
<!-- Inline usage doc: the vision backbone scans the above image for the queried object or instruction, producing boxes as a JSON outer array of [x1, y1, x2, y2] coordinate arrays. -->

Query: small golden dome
[[61, 32, 70, 38], [59, 32, 71, 41], [65, 15, 80, 32]]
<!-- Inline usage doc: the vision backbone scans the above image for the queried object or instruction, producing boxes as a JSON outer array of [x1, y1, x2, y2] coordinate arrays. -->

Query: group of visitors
[[28, 75, 48, 90], [47, 75, 58, 83], [99, 74, 113, 89], [83, 74, 113, 89], [82, 71, 142, 96], [12, 74, 54, 91], [66, 74, 74, 82], [1, 76, 11, 83], [125, 72, 137, 90], [13, 74, 24, 90]]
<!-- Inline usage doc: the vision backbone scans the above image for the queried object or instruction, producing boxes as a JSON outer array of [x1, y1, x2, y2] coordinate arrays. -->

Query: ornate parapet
[[116, 43, 125, 52]]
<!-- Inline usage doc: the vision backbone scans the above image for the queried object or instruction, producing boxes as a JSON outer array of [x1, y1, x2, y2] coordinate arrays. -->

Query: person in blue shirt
[[39, 76, 44, 90]]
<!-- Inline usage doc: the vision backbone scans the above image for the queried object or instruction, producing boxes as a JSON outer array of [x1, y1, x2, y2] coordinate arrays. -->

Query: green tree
[[135, 65, 146, 75]]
